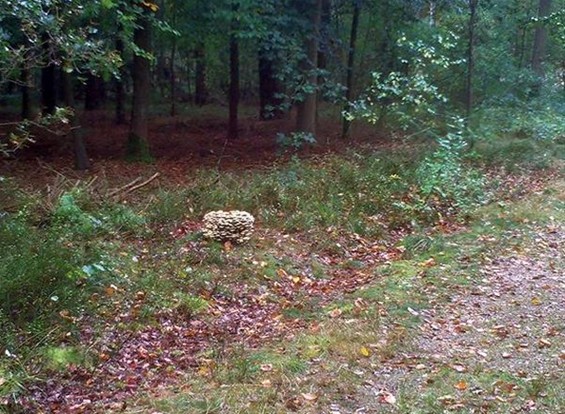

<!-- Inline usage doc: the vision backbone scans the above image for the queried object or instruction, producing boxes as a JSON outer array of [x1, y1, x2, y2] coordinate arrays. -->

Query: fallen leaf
[[359, 346, 371, 357], [223, 241, 232, 252], [328, 308, 343, 318], [437, 395, 455, 404], [260, 364, 273, 372], [378, 392, 396, 405], [454, 380, 468, 391], [420, 258, 437, 268], [538, 339, 551, 348], [261, 379, 272, 388], [452, 364, 467, 373], [105, 284, 118, 296], [0, 377, 5, 386], [301, 393, 318, 402], [531, 297, 542, 306]]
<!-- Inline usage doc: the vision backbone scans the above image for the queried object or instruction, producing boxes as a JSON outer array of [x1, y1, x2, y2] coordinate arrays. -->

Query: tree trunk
[[115, 35, 127, 124], [84, 74, 105, 110], [194, 42, 208, 106], [127, 15, 152, 161], [531, 0, 551, 80], [258, 46, 283, 120], [62, 70, 90, 170], [296, 0, 323, 136], [341, 0, 361, 138], [228, 2, 240, 140], [21, 64, 32, 120], [465, 0, 479, 121], [170, 35, 177, 116]]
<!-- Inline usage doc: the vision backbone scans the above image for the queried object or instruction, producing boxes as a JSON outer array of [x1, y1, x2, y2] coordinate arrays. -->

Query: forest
[[0, 0, 564, 413]]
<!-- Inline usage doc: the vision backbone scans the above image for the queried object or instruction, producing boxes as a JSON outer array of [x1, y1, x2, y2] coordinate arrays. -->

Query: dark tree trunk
[[342, 0, 361, 138], [21, 64, 32, 119], [531, 0, 551, 79], [194, 43, 208, 106], [170, 30, 177, 116], [84, 74, 105, 110], [127, 15, 152, 161], [296, 0, 323, 135], [465, 0, 479, 121], [258, 47, 283, 120], [228, 2, 240, 140], [62, 70, 90, 170], [115, 35, 127, 124]]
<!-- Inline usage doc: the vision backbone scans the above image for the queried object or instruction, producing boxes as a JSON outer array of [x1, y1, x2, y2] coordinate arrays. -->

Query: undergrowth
[[0, 133, 562, 409]]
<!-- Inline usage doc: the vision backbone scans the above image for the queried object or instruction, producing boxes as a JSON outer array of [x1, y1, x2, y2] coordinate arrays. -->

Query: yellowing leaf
[[531, 297, 542, 305], [420, 258, 437, 268], [292, 276, 301, 284], [454, 380, 468, 391], [359, 346, 371, 357]]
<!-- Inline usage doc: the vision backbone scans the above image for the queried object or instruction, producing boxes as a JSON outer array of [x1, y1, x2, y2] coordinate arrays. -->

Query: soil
[[0, 109, 389, 190]]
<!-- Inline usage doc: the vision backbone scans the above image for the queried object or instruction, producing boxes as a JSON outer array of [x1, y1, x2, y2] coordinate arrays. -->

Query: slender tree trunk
[[185, 53, 192, 99], [465, 0, 479, 122], [531, 0, 551, 80], [296, 0, 323, 136], [194, 43, 208, 106], [115, 35, 127, 124], [127, 15, 152, 161], [62, 70, 90, 170], [21, 65, 32, 119], [228, 2, 240, 140], [170, 35, 177, 116], [341, 0, 361, 138]]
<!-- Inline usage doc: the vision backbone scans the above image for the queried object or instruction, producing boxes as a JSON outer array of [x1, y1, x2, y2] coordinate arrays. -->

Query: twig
[[113, 173, 160, 199], [107, 177, 143, 198]]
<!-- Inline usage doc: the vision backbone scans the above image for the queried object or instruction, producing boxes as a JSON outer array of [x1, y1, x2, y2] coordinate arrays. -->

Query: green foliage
[[415, 125, 488, 213], [348, 29, 463, 132], [275, 131, 316, 151], [0, 217, 93, 324]]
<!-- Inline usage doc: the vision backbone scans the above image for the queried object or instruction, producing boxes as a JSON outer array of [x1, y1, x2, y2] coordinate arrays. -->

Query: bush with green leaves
[[347, 29, 464, 133]]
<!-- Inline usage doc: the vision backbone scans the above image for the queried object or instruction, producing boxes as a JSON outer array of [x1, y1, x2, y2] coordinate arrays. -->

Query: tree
[[228, 1, 240, 140], [531, 0, 552, 79], [342, 0, 362, 138], [465, 0, 479, 121], [127, 4, 154, 161], [296, 0, 323, 136]]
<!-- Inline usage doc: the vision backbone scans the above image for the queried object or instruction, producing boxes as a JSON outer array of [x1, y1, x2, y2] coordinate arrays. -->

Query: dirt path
[[355, 224, 564, 413]]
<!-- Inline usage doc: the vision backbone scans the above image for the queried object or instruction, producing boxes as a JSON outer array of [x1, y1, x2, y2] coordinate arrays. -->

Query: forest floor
[[1, 110, 564, 413]]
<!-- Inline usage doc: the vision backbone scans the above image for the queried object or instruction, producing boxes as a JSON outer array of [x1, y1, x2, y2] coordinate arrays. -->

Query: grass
[[0, 133, 563, 412]]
